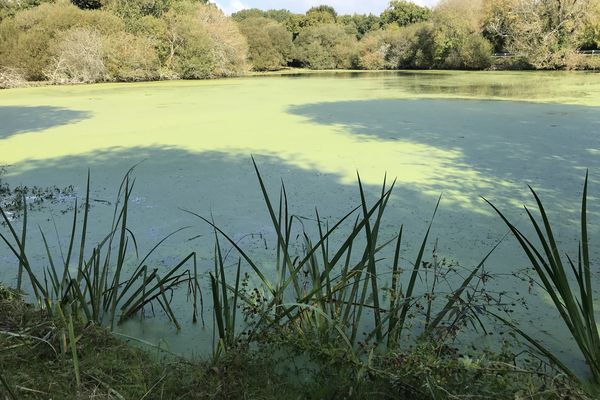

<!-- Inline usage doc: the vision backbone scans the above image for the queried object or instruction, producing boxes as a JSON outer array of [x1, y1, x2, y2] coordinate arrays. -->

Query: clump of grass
[[190, 159, 503, 359], [486, 172, 600, 386], [0, 170, 202, 331]]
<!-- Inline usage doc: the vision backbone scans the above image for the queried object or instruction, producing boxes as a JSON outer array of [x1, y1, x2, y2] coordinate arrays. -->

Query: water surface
[[1, 71, 599, 371]]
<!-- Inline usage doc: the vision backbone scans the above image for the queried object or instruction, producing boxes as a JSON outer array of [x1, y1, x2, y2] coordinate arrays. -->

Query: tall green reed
[[486, 172, 600, 384], [0, 171, 201, 330], [189, 158, 497, 355]]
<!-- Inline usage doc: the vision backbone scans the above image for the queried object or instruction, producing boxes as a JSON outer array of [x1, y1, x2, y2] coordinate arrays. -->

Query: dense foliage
[[0, 0, 598, 86]]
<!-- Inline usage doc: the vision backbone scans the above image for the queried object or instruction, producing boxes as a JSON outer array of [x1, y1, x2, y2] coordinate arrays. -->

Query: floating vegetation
[[0, 166, 76, 223]]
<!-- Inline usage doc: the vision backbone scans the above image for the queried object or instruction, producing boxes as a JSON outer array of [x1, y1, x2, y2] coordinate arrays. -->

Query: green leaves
[[486, 172, 600, 384], [0, 170, 201, 331], [191, 160, 494, 356]]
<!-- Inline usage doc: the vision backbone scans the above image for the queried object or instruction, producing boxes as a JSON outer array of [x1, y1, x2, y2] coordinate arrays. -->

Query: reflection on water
[[269, 70, 600, 104], [0, 71, 599, 372]]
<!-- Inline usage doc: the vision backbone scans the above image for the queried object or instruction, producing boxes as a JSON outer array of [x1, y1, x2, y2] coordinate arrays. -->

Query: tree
[[70, 0, 103, 10], [357, 27, 414, 69], [400, 5, 492, 69], [300, 5, 337, 31], [338, 13, 381, 39], [294, 23, 357, 69], [160, 2, 247, 79], [103, 31, 160, 81], [0, 2, 123, 80], [481, 0, 519, 53], [505, 0, 590, 68], [306, 5, 337, 22], [380, 0, 431, 27], [231, 8, 265, 22], [105, 0, 208, 20], [579, 1, 600, 50], [0, 0, 52, 22], [264, 9, 295, 23], [45, 27, 106, 83], [238, 17, 293, 71]]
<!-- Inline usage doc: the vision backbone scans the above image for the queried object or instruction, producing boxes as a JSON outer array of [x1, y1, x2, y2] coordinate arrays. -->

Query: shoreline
[[2, 67, 598, 92], [0, 284, 591, 399]]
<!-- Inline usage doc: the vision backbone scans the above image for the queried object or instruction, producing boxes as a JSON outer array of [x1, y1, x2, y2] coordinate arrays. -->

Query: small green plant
[[486, 172, 600, 385]]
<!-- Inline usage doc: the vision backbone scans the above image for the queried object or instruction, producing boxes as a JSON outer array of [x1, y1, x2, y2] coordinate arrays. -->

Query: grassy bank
[[0, 285, 291, 399], [0, 285, 590, 399]]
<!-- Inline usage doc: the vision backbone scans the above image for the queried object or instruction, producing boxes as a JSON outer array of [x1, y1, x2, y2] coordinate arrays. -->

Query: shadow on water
[[0, 106, 91, 139], [1, 147, 484, 357], [0, 146, 595, 372], [288, 99, 600, 222]]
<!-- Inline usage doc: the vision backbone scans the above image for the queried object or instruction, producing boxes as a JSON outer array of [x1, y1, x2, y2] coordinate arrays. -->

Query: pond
[[1, 70, 599, 373]]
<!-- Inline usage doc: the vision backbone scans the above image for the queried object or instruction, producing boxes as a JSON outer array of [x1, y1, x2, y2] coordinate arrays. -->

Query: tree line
[[0, 0, 599, 86]]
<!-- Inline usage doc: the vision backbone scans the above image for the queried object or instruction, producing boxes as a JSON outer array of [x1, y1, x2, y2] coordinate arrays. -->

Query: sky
[[214, 0, 440, 16]]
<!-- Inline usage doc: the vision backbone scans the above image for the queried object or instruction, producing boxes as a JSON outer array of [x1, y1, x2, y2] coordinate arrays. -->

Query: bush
[[103, 31, 160, 81], [294, 23, 357, 69], [358, 27, 418, 69], [0, 2, 122, 80], [238, 17, 293, 71], [0, 67, 26, 89], [45, 27, 106, 84], [160, 2, 247, 79]]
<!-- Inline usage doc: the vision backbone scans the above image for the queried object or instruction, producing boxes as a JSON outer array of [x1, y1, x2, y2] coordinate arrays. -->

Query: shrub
[[238, 17, 293, 71], [294, 23, 357, 69], [103, 31, 160, 81], [358, 27, 420, 69], [196, 4, 248, 77], [45, 27, 106, 84], [0, 2, 122, 80], [160, 2, 247, 79], [0, 67, 26, 89]]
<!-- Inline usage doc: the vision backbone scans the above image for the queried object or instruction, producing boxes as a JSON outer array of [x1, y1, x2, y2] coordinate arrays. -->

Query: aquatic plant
[[487, 172, 600, 385], [189, 159, 501, 357], [0, 170, 201, 330]]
